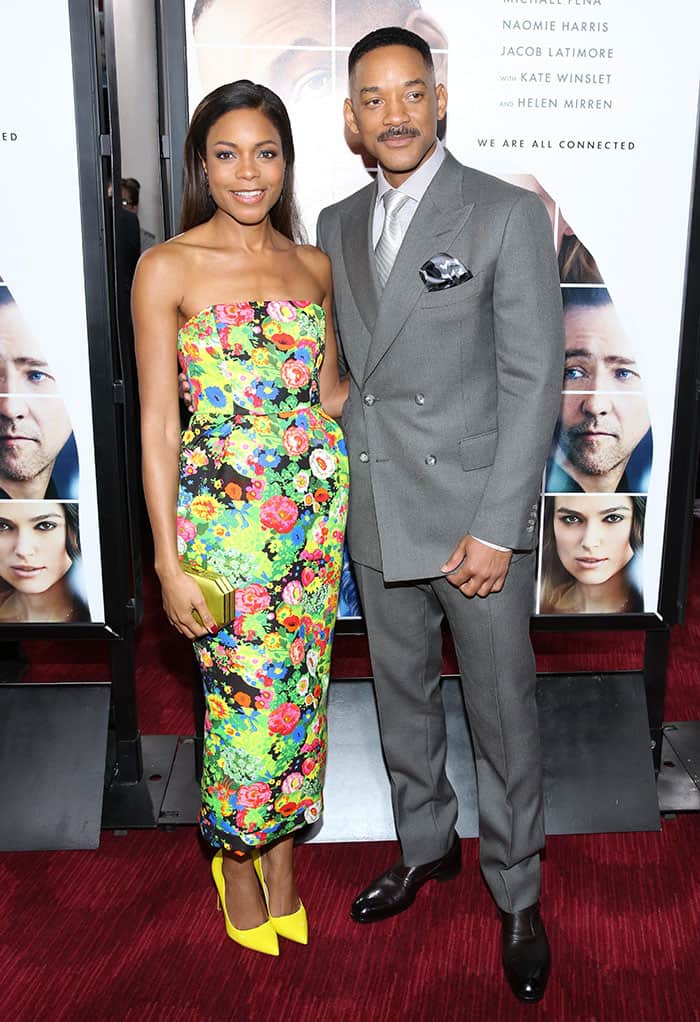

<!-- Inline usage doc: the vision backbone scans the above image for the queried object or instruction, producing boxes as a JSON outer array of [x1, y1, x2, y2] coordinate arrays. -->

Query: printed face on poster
[[185, 0, 699, 619], [0, 3, 103, 623]]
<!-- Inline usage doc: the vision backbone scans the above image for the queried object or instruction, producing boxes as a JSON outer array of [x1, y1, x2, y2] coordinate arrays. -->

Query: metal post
[[110, 614, 143, 784], [643, 626, 670, 773]]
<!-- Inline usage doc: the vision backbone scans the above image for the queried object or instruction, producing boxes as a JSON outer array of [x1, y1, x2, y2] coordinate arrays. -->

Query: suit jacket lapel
[[364, 153, 475, 382], [339, 182, 379, 377]]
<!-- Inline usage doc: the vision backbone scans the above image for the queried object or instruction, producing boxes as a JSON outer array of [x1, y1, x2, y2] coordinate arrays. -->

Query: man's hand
[[441, 534, 512, 598], [178, 371, 194, 412]]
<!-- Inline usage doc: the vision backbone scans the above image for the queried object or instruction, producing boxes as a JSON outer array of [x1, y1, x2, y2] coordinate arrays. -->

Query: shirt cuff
[[471, 535, 511, 553]]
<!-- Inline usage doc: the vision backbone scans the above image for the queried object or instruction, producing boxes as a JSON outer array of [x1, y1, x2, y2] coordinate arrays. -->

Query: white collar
[[376, 139, 446, 206]]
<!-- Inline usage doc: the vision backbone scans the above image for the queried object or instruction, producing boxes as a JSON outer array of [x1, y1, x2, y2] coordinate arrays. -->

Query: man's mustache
[[377, 127, 420, 142], [568, 417, 619, 441]]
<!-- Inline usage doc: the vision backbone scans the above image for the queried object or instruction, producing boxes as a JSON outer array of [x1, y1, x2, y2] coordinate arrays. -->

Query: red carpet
[[1, 822, 699, 1021], [4, 526, 700, 1020]]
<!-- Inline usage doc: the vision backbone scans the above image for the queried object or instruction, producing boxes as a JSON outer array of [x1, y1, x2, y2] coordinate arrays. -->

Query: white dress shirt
[[372, 141, 510, 555], [372, 140, 446, 246]]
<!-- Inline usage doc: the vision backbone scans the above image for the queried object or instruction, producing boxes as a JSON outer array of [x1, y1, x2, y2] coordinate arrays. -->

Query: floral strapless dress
[[177, 300, 348, 850]]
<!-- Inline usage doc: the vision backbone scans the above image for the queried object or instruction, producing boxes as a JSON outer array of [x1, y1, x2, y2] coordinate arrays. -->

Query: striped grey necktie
[[375, 189, 410, 289]]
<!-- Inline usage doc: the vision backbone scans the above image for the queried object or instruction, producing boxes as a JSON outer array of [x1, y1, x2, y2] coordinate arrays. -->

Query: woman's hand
[[160, 567, 219, 639]]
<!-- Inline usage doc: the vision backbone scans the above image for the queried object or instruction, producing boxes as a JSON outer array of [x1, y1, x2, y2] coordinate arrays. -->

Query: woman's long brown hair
[[179, 80, 302, 242]]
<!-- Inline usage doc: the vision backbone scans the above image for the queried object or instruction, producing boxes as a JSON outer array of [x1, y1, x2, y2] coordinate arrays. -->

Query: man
[[0, 289, 77, 499], [121, 178, 157, 252], [316, 28, 564, 1002], [546, 288, 652, 493]]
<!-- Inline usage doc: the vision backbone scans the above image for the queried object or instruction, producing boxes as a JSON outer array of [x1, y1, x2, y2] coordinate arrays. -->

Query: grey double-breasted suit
[[317, 151, 564, 912]]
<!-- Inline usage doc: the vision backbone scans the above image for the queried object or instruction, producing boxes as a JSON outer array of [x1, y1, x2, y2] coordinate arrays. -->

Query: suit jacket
[[316, 151, 565, 582]]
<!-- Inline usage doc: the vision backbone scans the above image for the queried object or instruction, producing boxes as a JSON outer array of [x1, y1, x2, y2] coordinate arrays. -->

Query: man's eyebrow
[[269, 46, 329, 89], [564, 348, 637, 366], [359, 78, 428, 96], [13, 357, 50, 368]]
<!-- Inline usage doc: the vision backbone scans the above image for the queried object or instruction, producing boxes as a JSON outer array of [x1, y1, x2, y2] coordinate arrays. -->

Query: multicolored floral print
[[177, 301, 349, 851]]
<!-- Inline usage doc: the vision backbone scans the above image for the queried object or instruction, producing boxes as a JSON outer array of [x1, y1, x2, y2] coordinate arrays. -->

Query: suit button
[[363, 393, 376, 406], [359, 452, 369, 463], [526, 525, 535, 533], [415, 393, 425, 405], [425, 454, 437, 466]]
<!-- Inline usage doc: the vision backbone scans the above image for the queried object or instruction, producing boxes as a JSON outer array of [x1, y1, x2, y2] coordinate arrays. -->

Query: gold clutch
[[181, 562, 236, 629]]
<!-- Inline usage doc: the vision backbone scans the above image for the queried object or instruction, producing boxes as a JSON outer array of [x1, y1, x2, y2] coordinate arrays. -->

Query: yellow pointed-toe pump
[[211, 850, 279, 956], [252, 848, 308, 945]]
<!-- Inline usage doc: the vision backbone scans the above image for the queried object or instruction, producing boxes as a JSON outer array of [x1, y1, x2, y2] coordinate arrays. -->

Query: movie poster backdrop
[[0, 3, 103, 623], [183, 0, 699, 619]]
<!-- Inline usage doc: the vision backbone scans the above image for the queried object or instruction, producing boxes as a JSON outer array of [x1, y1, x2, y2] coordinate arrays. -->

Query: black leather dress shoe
[[500, 902, 551, 1003], [350, 837, 461, 923]]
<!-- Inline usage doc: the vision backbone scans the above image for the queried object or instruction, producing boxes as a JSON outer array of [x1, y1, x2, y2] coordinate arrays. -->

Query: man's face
[[193, 0, 333, 104], [558, 303, 650, 479], [0, 394, 72, 486], [192, 1, 442, 95], [0, 304, 72, 488], [344, 45, 447, 186], [562, 304, 642, 392], [0, 303, 62, 395]]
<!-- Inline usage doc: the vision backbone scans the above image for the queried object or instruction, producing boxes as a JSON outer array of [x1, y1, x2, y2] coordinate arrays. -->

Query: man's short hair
[[120, 177, 140, 206], [348, 25, 433, 76], [562, 286, 612, 315]]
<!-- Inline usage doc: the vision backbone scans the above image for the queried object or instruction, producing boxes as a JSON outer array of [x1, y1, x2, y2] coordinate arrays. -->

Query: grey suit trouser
[[353, 553, 544, 913]]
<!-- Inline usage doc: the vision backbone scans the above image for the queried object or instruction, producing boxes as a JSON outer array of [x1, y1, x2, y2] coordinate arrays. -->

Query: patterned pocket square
[[419, 253, 473, 291]]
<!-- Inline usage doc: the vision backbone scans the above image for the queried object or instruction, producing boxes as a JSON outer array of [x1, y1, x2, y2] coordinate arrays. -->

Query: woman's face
[[203, 107, 285, 226], [0, 502, 71, 594], [553, 495, 635, 585]]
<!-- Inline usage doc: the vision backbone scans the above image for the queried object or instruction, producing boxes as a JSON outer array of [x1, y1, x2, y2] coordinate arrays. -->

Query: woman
[[132, 81, 348, 956], [0, 502, 89, 622], [539, 494, 645, 614]]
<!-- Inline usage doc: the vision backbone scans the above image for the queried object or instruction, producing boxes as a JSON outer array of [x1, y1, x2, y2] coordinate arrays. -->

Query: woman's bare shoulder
[[294, 244, 332, 295], [295, 243, 331, 273], [137, 236, 185, 275], [134, 233, 201, 296]]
